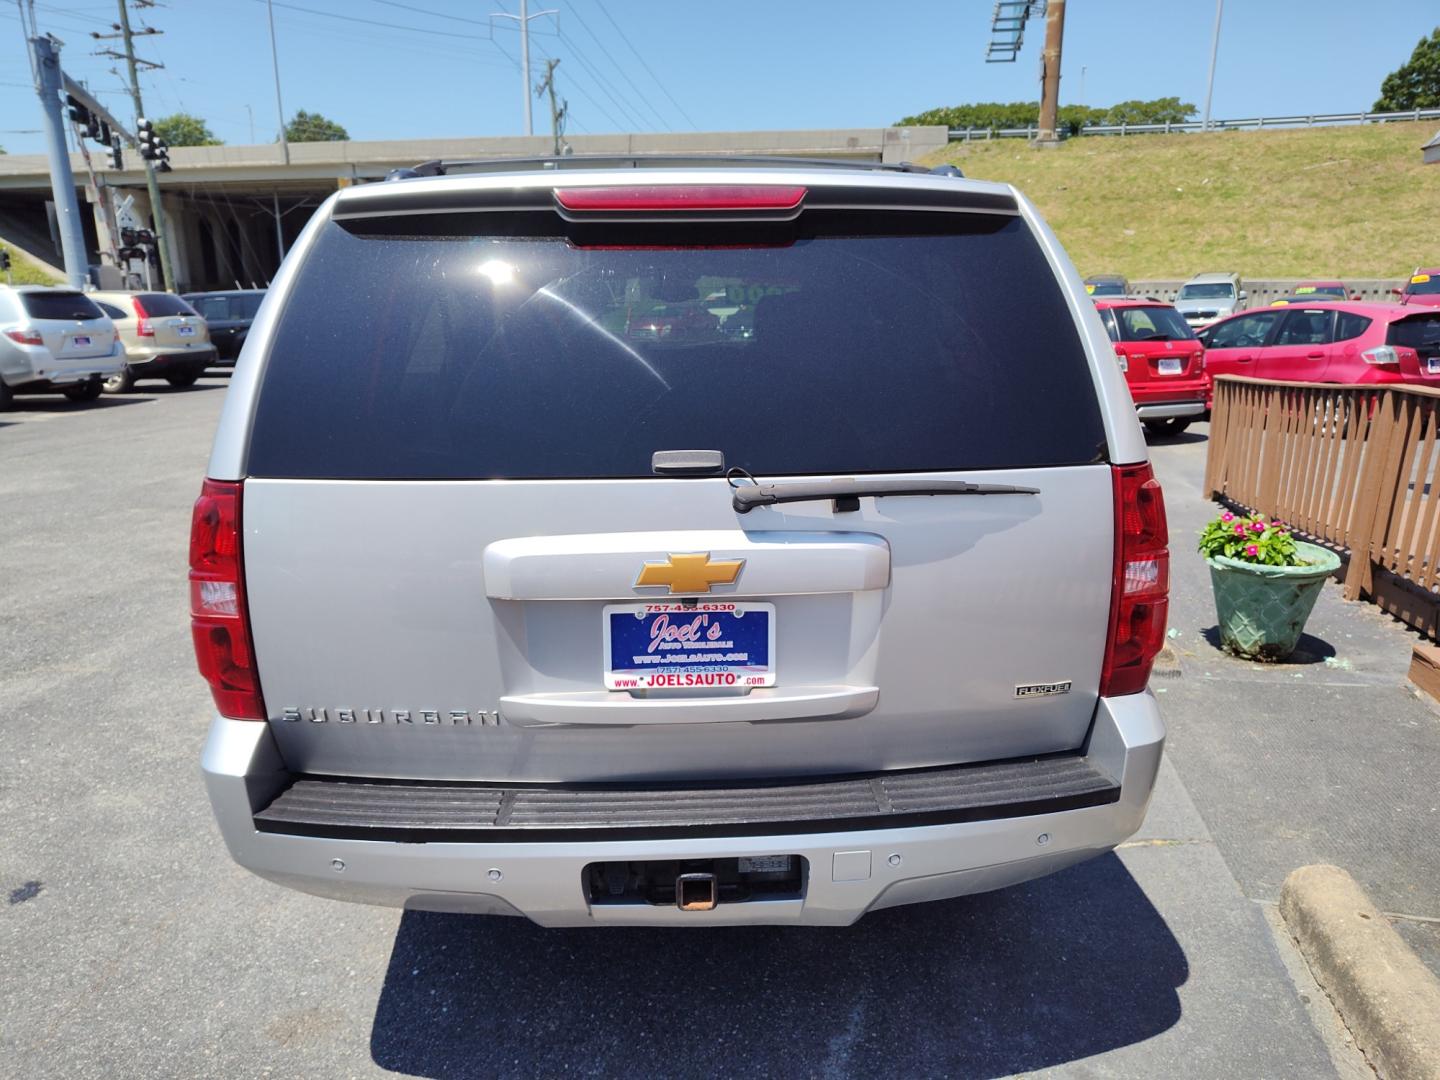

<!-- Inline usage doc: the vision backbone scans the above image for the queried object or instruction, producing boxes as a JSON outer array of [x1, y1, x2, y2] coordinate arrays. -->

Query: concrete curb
[[1279, 864, 1440, 1080]]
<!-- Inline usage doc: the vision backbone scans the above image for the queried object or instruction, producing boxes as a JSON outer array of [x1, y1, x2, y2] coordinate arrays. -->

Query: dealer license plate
[[1428, 358, 1440, 375], [1157, 357, 1183, 374], [73, 335, 91, 347], [603, 602, 775, 690], [177, 324, 196, 336]]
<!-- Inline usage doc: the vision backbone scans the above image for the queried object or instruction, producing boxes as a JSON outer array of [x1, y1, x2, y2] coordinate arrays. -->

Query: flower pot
[[1205, 540, 1342, 660]]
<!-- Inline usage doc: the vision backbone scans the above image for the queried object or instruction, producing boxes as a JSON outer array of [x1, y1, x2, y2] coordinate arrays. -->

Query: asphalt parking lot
[[8, 379, 1438, 1078]]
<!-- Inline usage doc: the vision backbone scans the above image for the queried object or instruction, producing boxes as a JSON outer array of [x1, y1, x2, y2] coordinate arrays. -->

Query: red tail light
[[554, 185, 807, 212], [3, 327, 44, 346], [132, 296, 154, 337], [189, 479, 265, 719], [1100, 463, 1169, 697]]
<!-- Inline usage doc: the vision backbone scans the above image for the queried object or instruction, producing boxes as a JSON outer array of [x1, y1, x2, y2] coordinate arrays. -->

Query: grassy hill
[[921, 120, 1440, 279], [1, 242, 61, 286]]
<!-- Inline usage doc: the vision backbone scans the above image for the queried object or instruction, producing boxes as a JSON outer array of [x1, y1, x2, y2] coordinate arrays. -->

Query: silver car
[[1174, 271, 1247, 329], [0, 285, 123, 407], [196, 160, 1169, 927]]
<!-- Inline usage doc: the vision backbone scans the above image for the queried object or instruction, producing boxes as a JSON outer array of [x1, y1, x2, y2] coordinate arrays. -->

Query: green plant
[[1198, 509, 1308, 566]]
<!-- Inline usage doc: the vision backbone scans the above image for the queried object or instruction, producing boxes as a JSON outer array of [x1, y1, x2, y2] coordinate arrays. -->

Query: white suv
[[196, 157, 1169, 927], [0, 285, 123, 407]]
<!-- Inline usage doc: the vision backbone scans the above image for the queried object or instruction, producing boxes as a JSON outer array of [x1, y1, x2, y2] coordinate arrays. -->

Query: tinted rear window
[[1390, 314, 1440, 353], [21, 291, 104, 321], [138, 293, 196, 316], [247, 214, 1105, 479], [1113, 306, 1195, 342]]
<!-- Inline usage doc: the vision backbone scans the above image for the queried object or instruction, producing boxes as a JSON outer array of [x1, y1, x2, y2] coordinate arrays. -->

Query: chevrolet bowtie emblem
[[635, 552, 744, 594]]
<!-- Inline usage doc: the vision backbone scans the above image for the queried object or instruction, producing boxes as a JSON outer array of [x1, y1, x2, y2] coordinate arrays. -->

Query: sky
[[1, 0, 1437, 155]]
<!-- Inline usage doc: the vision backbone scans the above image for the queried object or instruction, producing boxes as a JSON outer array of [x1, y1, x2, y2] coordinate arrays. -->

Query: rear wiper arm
[[728, 472, 1039, 514]]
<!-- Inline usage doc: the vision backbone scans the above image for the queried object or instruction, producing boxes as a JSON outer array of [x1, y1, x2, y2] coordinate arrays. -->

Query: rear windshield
[[1390, 313, 1440, 354], [1407, 277, 1440, 296], [1112, 306, 1195, 342], [21, 291, 104, 321], [1087, 281, 1125, 296], [190, 293, 265, 320], [246, 214, 1106, 479], [138, 293, 197, 316]]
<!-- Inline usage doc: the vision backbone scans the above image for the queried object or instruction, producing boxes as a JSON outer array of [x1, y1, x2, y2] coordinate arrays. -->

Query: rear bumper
[[1135, 400, 1207, 420], [202, 693, 1165, 927], [1, 346, 124, 387], [125, 347, 217, 376]]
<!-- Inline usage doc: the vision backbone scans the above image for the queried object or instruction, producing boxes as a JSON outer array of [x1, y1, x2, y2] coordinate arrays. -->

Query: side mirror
[[1238, 290, 1248, 301], [1391, 287, 1405, 297]]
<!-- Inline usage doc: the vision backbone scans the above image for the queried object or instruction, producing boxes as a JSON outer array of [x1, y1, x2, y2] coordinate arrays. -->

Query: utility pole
[[1035, 0, 1066, 145], [99, 0, 174, 290], [265, 0, 289, 164], [535, 58, 567, 155], [491, 0, 557, 136], [1202, 0, 1224, 131], [29, 35, 89, 288]]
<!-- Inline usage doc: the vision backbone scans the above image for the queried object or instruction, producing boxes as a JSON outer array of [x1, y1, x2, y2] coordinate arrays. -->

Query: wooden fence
[[1205, 375, 1440, 638]]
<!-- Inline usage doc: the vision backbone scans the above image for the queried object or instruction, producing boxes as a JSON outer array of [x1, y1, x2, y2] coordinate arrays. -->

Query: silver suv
[[196, 158, 1169, 927], [0, 285, 123, 407], [1174, 271, 1246, 329]]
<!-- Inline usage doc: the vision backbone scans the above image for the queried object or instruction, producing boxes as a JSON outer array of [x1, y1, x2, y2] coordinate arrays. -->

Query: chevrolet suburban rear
[[197, 159, 1167, 927]]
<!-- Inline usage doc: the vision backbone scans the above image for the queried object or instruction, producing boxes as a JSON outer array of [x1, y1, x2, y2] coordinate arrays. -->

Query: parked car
[[1199, 301, 1440, 405], [182, 289, 266, 364], [1084, 273, 1130, 298], [1291, 280, 1349, 301], [0, 285, 123, 408], [89, 291, 216, 392], [1394, 268, 1440, 308], [1095, 299, 1207, 436], [196, 161, 1169, 927], [1174, 271, 1246, 329]]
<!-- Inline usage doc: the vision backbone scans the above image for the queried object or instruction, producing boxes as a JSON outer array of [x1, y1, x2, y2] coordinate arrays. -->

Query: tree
[[153, 112, 222, 147], [1374, 27, 1440, 111], [1102, 97, 1195, 126], [897, 96, 1194, 134], [285, 110, 349, 142]]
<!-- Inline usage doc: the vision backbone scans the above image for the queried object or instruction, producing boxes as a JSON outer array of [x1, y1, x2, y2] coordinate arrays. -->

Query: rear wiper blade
[[728, 472, 1039, 514]]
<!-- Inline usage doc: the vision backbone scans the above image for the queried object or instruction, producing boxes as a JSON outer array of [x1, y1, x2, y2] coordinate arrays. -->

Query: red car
[[1395, 268, 1440, 308], [1095, 299, 1207, 436], [1199, 300, 1440, 403]]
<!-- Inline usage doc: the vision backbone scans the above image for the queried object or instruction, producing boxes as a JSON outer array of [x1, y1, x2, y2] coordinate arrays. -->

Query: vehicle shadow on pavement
[[369, 853, 1186, 1079], [0, 396, 152, 416]]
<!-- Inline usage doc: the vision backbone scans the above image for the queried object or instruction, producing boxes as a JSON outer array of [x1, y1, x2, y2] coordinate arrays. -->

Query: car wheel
[[101, 367, 135, 394], [166, 370, 201, 388], [63, 378, 103, 403], [1144, 418, 1191, 437], [0, 379, 13, 411]]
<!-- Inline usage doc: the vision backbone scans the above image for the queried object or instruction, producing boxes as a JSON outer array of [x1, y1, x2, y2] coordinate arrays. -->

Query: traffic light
[[110, 135, 124, 170], [66, 94, 89, 127], [0, 249, 11, 272], [136, 117, 157, 159], [135, 118, 173, 171]]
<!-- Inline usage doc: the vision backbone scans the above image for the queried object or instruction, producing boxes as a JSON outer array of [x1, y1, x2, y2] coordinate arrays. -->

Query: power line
[[561, 0, 668, 132], [252, 0, 491, 41], [592, 0, 696, 130], [556, 27, 649, 131], [366, 0, 489, 27]]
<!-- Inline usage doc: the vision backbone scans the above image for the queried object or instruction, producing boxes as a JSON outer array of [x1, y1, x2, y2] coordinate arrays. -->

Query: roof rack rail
[[384, 154, 963, 181]]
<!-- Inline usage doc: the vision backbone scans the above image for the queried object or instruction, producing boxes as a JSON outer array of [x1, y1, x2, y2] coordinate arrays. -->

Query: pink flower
[[1234, 523, 1247, 535], [1245, 544, 1259, 556], [1251, 522, 1265, 533], [1221, 512, 1235, 522]]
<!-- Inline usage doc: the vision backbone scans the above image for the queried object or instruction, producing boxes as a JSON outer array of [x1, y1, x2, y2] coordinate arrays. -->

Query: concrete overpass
[[0, 127, 949, 291]]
